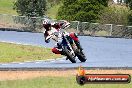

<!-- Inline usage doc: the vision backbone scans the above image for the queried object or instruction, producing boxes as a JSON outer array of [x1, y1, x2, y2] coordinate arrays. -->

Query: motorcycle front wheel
[[63, 46, 76, 63]]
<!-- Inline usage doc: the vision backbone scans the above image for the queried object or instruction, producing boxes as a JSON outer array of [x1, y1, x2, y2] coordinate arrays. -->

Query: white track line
[[0, 57, 66, 65], [1, 64, 7, 65], [34, 62, 41, 63], [18, 63, 24, 64]]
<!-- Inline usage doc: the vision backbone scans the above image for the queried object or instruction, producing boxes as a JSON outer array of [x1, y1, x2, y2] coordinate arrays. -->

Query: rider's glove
[[45, 39, 50, 43]]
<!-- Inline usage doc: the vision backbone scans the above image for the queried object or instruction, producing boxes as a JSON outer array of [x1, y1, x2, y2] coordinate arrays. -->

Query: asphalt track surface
[[0, 31, 132, 69]]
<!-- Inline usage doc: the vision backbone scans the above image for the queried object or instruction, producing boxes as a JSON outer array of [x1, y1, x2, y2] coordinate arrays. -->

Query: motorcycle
[[61, 32, 87, 63], [45, 21, 87, 63]]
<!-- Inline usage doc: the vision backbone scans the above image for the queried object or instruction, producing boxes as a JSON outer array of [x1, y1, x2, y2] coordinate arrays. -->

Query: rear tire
[[76, 50, 86, 62], [63, 46, 76, 63]]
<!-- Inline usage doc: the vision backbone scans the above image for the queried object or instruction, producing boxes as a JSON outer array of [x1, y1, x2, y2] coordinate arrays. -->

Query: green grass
[[0, 0, 61, 19], [0, 42, 62, 63], [0, 0, 17, 15], [0, 76, 131, 88]]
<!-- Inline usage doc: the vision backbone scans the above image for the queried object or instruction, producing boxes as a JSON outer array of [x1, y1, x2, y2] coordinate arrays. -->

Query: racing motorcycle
[[61, 31, 87, 63], [44, 19, 87, 63], [47, 29, 87, 63]]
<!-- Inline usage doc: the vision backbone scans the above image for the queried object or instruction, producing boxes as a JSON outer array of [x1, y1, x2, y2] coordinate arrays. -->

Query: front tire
[[63, 46, 76, 63]]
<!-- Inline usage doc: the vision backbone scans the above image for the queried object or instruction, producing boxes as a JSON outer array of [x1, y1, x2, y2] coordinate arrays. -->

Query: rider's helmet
[[43, 18, 52, 31]]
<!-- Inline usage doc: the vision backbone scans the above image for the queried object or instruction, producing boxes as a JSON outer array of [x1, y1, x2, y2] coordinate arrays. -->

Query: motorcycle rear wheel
[[76, 50, 86, 62]]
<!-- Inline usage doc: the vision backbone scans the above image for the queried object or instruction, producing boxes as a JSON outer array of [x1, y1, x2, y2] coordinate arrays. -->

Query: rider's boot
[[52, 47, 61, 54], [60, 50, 65, 55], [56, 43, 65, 55], [52, 47, 66, 56]]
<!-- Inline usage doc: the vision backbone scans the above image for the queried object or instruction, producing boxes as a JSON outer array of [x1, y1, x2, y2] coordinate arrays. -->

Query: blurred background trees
[[12, 0, 132, 25], [98, 5, 129, 25], [14, 0, 47, 17], [57, 0, 108, 22], [125, 0, 132, 25]]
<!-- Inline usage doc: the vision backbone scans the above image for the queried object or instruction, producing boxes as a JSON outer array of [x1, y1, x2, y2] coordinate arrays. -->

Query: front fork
[[66, 36, 78, 52], [67, 42, 76, 56]]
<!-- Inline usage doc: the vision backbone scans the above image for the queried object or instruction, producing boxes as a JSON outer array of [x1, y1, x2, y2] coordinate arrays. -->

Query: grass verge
[[0, 76, 131, 88], [0, 0, 17, 15], [0, 42, 62, 63]]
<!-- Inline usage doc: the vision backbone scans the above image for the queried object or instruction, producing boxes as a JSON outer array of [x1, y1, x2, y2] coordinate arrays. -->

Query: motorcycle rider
[[43, 18, 83, 55]]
